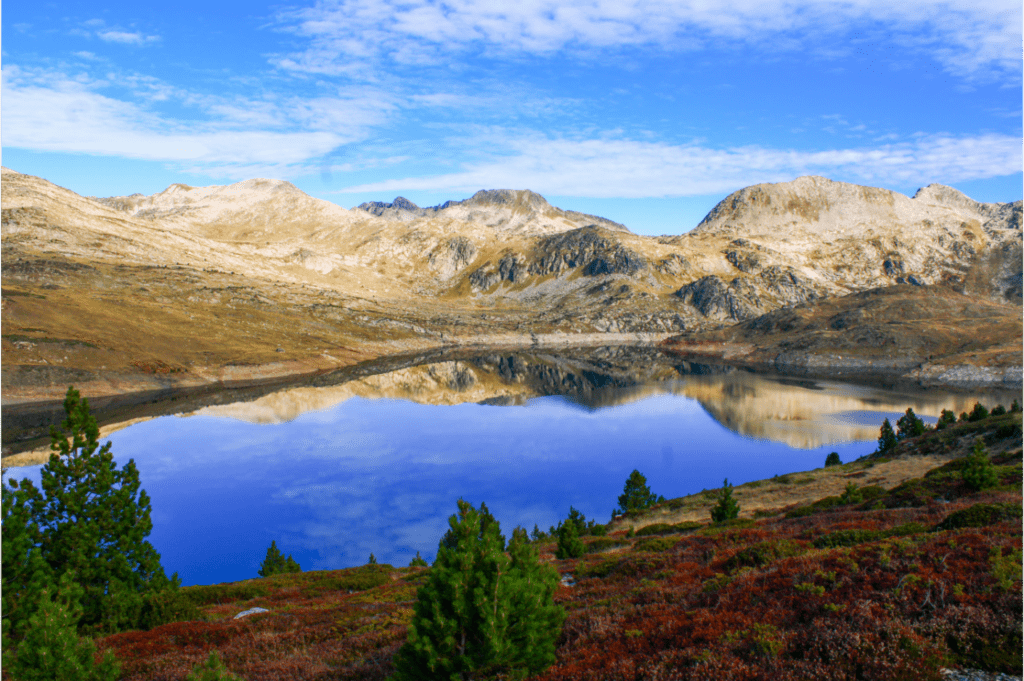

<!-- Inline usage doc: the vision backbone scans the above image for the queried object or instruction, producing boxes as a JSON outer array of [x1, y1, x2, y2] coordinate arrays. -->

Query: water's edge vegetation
[[3, 387, 1021, 680]]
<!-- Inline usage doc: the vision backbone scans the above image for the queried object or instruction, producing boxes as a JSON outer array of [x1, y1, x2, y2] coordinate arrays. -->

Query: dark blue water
[[4, 356, 1003, 587]]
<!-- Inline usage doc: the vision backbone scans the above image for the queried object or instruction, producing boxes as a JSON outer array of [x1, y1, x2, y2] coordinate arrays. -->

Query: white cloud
[[98, 30, 160, 45], [275, 0, 1021, 82], [1, 67, 391, 177], [336, 133, 1022, 198]]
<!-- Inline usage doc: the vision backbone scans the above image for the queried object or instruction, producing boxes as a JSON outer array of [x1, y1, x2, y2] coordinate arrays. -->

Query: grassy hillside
[[96, 412, 1022, 680]]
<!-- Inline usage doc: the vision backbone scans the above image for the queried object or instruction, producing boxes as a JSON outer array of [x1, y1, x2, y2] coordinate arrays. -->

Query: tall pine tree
[[392, 499, 563, 680], [2, 386, 172, 637]]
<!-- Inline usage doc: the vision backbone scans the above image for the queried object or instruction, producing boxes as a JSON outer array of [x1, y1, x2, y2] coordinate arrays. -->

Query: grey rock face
[[758, 266, 818, 305], [675, 275, 759, 321], [530, 226, 648, 277], [428, 237, 477, 279], [656, 253, 690, 276], [468, 265, 500, 292], [726, 249, 762, 273], [358, 196, 421, 215]]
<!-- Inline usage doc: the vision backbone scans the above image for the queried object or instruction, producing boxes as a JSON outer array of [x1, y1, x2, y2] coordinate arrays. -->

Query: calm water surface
[[4, 349, 1012, 586]]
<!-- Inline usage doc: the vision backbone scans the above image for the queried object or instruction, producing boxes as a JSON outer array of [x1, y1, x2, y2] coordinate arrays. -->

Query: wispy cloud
[[274, 0, 1021, 82], [1, 66, 393, 178], [98, 30, 160, 45], [337, 133, 1022, 198]]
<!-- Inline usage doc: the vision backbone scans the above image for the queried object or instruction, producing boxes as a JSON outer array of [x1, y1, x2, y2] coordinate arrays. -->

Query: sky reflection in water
[[4, 388, 888, 586], [12, 346, 1012, 588]]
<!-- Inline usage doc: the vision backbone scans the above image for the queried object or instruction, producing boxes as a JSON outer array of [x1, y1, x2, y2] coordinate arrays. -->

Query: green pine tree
[[409, 551, 429, 568], [2, 572, 120, 681], [710, 479, 740, 523], [258, 541, 286, 577], [935, 409, 957, 430], [877, 418, 898, 454], [895, 408, 926, 439], [615, 469, 660, 515], [555, 518, 584, 560], [962, 439, 998, 492], [1011, 399, 1021, 413], [185, 650, 244, 681], [391, 499, 564, 680], [824, 452, 842, 467], [968, 402, 990, 422], [368, 553, 377, 565], [2, 386, 171, 637], [258, 540, 301, 577]]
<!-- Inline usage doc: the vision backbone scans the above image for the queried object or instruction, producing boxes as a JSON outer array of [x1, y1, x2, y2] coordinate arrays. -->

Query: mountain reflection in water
[[3, 348, 1015, 586], [192, 350, 1009, 449]]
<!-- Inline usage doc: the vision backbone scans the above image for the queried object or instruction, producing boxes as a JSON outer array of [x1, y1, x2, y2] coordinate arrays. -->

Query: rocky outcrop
[[674, 275, 760, 322], [530, 226, 647, 277], [428, 237, 477, 279]]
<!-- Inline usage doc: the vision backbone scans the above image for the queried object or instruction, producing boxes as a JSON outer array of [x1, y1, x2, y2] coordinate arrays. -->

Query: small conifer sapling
[[962, 440, 998, 492], [710, 479, 740, 523]]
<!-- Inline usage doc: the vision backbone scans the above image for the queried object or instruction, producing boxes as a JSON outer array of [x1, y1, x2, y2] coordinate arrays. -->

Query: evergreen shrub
[[962, 440, 998, 491], [392, 500, 564, 680], [710, 479, 740, 523]]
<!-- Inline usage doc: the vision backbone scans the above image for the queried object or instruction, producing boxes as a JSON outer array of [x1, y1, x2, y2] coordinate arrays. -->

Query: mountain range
[[2, 167, 1020, 426]]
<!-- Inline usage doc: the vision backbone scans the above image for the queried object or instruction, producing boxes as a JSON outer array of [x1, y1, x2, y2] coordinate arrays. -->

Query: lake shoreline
[[3, 333, 1018, 462]]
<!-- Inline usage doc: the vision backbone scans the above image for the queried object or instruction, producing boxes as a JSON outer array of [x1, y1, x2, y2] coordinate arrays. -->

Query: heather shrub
[[813, 529, 886, 549], [186, 650, 243, 681], [140, 586, 201, 629], [633, 537, 677, 553], [585, 537, 624, 554], [935, 502, 1023, 531], [183, 582, 268, 606], [575, 557, 620, 580], [635, 523, 675, 537], [300, 565, 392, 597], [724, 539, 804, 571]]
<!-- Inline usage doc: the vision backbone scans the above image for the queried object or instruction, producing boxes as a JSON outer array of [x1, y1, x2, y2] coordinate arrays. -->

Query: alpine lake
[[2, 346, 1016, 587]]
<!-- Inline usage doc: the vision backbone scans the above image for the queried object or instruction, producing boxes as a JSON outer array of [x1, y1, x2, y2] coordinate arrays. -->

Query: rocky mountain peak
[[912, 183, 974, 208], [463, 189, 551, 210]]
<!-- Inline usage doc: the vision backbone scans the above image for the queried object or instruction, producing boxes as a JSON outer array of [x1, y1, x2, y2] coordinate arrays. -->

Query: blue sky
[[3, 0, 1021, 234]]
